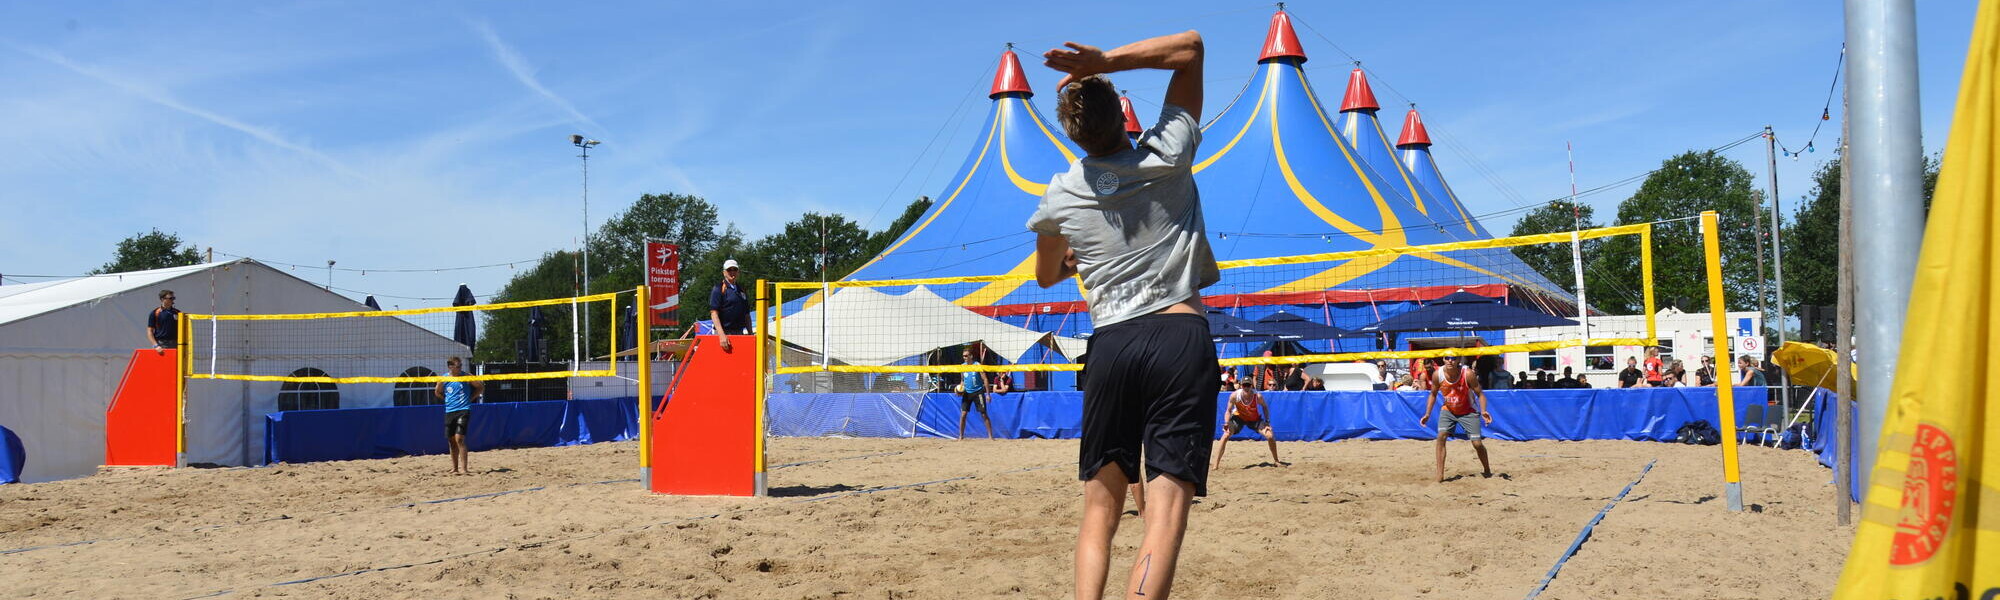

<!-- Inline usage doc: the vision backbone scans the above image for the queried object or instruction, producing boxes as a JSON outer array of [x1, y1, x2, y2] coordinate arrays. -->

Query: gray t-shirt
[[1026, 104, 1220, 328]]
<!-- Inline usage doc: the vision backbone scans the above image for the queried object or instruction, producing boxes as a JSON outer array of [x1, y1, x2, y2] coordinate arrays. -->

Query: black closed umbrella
[[363, 296, 381, 311], [451, 284, 477, 352], [1357, 291, 1577, 334], [1254, 311, 1353, 341], [525, 306, 547, 362], [617, 301, 637, 354]]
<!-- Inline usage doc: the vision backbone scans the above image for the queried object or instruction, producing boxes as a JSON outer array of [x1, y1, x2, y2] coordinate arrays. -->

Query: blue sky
[[0, 1, 1978, 308]]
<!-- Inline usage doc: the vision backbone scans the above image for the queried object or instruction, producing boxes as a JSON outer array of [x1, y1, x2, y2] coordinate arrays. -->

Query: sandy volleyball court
[[0, 437, 1850, 599]]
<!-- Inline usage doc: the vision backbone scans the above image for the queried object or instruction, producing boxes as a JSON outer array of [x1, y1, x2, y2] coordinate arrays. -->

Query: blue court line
[[1522, 459, 1657, 600], [770, 451, 903, 469]]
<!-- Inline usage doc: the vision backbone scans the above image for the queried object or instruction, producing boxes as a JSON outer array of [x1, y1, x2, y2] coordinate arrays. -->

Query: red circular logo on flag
[[1890, 423, 1957, 565]]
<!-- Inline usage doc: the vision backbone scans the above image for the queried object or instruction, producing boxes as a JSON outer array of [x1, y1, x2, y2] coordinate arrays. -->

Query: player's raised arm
[[1043, 30, 1203, 119]]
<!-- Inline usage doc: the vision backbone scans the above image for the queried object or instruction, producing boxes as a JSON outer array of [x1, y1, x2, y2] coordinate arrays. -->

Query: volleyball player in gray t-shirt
[[1028, 29, 1216, 600]]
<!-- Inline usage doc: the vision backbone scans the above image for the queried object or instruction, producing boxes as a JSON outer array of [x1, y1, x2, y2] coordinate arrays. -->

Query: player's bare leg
[[1076, 466, 1129, 599], [1125, 473, 1195, 599], [1433, 434, 1449, 483], [1473, 438, 1492, 477]]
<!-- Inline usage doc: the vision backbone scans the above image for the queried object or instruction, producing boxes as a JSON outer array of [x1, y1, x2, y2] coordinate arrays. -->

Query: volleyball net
[[182, 291, 628, 386], [766, 222, 1661, 390]]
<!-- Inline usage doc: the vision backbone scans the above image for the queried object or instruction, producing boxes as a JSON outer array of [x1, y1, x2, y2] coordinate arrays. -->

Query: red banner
[[645, 241, 681, 327]]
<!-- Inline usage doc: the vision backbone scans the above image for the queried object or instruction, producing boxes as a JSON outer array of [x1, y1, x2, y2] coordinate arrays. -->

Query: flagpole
[[1834, 96, 1855, 524], [1842, 0, 1926, 490]]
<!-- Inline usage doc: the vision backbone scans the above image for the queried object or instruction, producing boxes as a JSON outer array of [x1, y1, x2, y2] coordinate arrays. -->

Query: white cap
[[722, 259, 740, 270]]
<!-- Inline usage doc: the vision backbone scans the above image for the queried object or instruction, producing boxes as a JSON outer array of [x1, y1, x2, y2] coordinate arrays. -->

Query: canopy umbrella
[[363, 296, 381, 311], [1356, 291, 1576, 334], [1205, 308, 1277, 343], [451, 284, 477, 352], [1254, 311, 1353, 341], [1772, 341, 1857, 391]]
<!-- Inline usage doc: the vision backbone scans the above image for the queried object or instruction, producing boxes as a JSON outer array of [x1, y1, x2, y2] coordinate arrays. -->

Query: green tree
[[1781, 152, 1941, 314], [474, 250, 583, 363], [1506, 200, 1601, 294], [740, 213, 873, 304], [92, 228, 203, 274], [582, 193, 730, 343], [1589, 151, 1767, 314]]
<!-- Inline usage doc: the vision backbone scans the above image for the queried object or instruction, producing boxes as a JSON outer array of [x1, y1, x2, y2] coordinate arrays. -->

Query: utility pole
[[571, 135, 601, 354], [1764, 126, 1792, 416], [1835, 86, 1855, 525], [325, 260, 335, 291]]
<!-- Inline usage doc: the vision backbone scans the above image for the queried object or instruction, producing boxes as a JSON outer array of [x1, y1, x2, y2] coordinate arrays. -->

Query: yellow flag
[[1833, 4, 2000, 597]]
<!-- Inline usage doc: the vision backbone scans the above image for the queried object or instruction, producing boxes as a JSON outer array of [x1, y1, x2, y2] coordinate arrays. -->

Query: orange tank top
[[1232, 393, 1263, 422], [1435, 367, 1474, 416]]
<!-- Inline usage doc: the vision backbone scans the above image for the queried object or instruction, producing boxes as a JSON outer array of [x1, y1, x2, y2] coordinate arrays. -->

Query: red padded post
[[105, 349, 178, 466], [649, 335, 759, 496]]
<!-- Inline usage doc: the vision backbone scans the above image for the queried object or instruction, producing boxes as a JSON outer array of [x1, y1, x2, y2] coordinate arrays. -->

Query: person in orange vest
[[1214, 379, 1286, 468], [1419, 356, 1493, 483]]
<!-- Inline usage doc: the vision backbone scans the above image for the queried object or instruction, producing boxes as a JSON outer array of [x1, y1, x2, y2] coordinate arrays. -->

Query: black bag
[[1675, 420, 1721, 446]]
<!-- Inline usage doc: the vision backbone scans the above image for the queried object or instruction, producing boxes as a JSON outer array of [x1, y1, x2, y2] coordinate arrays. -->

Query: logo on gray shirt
[[1092, 171, 1121, 195]]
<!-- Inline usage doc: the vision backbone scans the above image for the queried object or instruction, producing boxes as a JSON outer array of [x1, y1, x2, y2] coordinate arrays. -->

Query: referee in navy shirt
[[708, 260, 751, 351]]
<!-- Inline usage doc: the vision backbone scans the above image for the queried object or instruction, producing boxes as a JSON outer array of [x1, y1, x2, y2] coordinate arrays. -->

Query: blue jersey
[[442, 381, 472, 413], [961, 370, 984, 394]]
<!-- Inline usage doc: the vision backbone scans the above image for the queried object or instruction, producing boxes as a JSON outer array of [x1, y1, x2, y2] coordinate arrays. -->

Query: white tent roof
[[0, 262, 217, 326], [779, 286, 1084, 367]]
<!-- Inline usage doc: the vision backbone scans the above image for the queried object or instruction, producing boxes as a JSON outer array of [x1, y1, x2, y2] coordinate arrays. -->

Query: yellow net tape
[[772, 222, 1658, 377], [186, 291, 623, 321], [189, 369, 617, 385]]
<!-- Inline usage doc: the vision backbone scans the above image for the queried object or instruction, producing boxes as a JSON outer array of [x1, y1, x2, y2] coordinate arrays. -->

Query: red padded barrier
[[649, 335, 758, 496], [105, 349, 177, 466]]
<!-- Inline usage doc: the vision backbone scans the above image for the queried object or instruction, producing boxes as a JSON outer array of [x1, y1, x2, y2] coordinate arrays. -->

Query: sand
[[0, 436, 1853, 599]]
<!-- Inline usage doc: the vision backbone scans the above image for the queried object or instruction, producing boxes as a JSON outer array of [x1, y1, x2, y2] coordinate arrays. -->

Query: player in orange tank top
[[1214, 379, 1286, 468], [1419, 357, 1493, 483]]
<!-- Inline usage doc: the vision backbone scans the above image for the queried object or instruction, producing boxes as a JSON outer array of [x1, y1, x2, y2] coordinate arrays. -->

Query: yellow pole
[[1641, 223, 1658, 340], [176, 312, 189, 468], [753, 279, 769, 496], [608, 292, 618, 366], [1701, 211, 1744, 511], [635, 286, 652, 488]]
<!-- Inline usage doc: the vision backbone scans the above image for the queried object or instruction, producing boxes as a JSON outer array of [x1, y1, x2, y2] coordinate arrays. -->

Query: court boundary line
[[1521, 459, 1657, 600]]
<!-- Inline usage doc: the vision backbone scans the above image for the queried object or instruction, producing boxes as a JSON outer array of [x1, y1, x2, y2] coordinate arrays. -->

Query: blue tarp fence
[[769, 387, 1772, 442], [0, 424, 24, 484], [265, 397, 639, 464], [1808, 388, 1864, 502]]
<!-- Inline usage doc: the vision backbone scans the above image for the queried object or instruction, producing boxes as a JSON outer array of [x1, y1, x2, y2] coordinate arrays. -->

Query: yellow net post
[[1641, 223, 1658, 340], [635, 285, 652, 487], [176, 311, 189, 469], [1702, 210, 1745, 511], [753, 279, 769, 496]]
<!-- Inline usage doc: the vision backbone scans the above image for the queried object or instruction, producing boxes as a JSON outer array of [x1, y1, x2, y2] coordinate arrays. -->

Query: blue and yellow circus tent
[[830, 9, 1572, 337]]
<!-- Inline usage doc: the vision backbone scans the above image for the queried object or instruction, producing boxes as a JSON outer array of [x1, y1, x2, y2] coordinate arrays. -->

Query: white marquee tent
[[0, 260, 462, 483], [778, 286, 1086, 367]]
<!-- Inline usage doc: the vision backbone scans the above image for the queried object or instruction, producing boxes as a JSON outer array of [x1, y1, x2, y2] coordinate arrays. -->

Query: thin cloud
[[470, 21, 607, 135], [0, 39, 365, 181]]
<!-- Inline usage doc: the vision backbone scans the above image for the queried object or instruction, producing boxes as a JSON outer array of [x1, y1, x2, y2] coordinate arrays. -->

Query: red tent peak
[[1120, 96, 1142, 135], [990, 48, 1032, 98], [1341, 68, 1379, 113], [1397, 107, 1433, 147], [1259, 11, 1307, 63]]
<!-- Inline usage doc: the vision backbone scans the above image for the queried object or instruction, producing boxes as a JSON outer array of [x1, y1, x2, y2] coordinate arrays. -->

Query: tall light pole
[[571, 135, 600, 354]]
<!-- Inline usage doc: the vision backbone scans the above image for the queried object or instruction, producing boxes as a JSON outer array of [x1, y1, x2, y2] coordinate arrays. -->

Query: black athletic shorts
[[959, 391, 988, 414], [1078, 312, 1220, 496], [445, 410, 471, 437]]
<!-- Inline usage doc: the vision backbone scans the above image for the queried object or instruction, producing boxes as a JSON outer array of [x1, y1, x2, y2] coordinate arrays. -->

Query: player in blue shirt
[[433, 357, 483, 474]]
